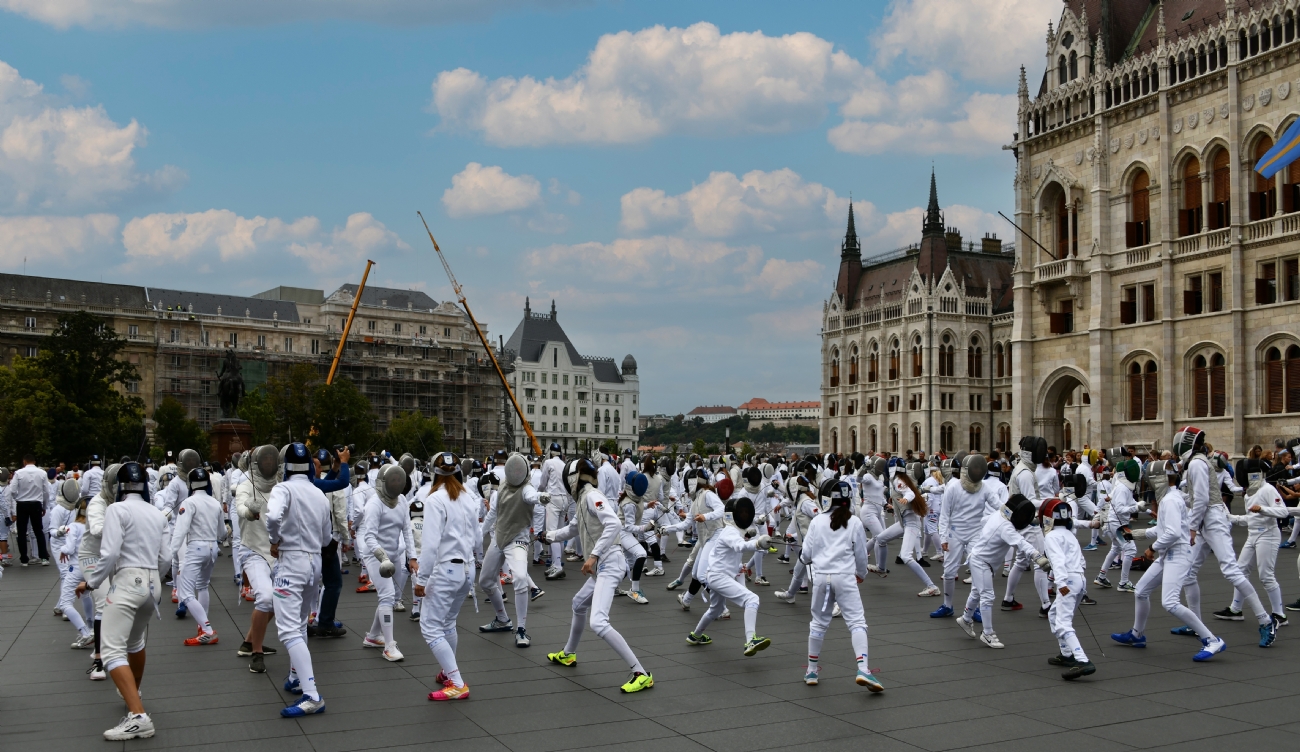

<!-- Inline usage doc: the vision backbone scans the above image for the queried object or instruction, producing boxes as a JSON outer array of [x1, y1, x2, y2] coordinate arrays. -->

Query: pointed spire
[[550, 299, 556, 319], [1046, 20, 1055, 46], [524, 296, 531, 316], [1018, 64, 1029, 101], [841, 201, 860, 258], [1157, 0, 1166, 47], [923, 169, 944, 237]]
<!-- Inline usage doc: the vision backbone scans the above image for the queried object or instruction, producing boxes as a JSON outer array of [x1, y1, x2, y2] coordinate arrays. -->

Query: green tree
[[0, 311, 145, 463], [237, 388, 278, 447], [383, 410, 443, 458], [599, 438, 619, 455], [691, 438, 706, 457], [311, 378, 376, 451], [152, 396, 209, 460], [266, 363, 319, 443]]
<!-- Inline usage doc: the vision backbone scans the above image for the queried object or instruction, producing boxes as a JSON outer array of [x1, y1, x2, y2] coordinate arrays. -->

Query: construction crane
[[418, 211, 541, 456], [327, 259, 375, 385]]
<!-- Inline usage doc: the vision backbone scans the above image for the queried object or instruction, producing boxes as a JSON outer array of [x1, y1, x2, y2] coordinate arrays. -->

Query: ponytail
[[830, 503, 851, 530]]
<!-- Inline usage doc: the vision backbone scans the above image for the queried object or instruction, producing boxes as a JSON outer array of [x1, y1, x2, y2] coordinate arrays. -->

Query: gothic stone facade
[[821, 179, 1016, 458], [1014, 0, 1300, 454]]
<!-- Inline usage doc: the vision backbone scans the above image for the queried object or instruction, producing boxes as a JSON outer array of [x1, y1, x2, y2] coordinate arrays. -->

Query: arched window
[[849, 347, 859, 385], [1055, 191, 1075, 257], [997, 423, 1011, 452], [1211, 149, 1231, 229], [1064, 420, 1073, 450], [968, 336, 983, 378], [1058, 55, 1067, 85], [1006, 342, 1012, 375], [1127, 359, 1158, 420], [940, 424, 954, 453], [939, 333, 954, 376], [832, 429, 838, 455], [1264, 345, 1300, 413], [1069, 51, 1078, 80], [1192, 352, 1228, 418], [890, 425, 899, 454], [1252, 136, 1277, 220], [969, 423, 982, 452], [868, 343, 879, 383], [1181, 156, 1202, 236], [850, 427, 857, 454], [1127, 169, 1151, 247], [889, 341, 900, 380], [911, 336, 923, 377], [1287, 135, 1300, 213], [912, 424, 922, 452], [830, 349, 840, 387], [994, 342, 1005, 377], [869, 426, 877, 453]]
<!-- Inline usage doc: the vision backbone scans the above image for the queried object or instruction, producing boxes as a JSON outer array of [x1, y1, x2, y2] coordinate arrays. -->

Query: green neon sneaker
[[686, 632, 711, 645], [743, 636, 772, 656], [620, 672, 654, 693], [546, 651, 577, 667]]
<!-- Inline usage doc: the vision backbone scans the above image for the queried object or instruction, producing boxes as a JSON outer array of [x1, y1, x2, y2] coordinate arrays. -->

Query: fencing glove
[[373, 547, 396, 578]]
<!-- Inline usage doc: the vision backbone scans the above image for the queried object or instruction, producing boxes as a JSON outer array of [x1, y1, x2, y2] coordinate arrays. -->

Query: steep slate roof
[[331, 284, 439, 311], [1064, 0, 1242, 66], [504, 298, 627, 383], [0, 273, 148, 308], [148, 288, 300, 322]]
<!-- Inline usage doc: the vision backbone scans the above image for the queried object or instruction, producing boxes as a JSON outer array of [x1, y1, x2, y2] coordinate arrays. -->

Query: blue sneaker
[[1110, 630, 1146, 648], [929, 604, 954, 618], [1280, 541, 1296, 550], [855, 670, 884, 692], [1193, 637, 1226, 661], [1170, 625, 1197, 637], [1083, 544, 1098, 551], [972, 608, 982, 624], [1260, 616, 1280, 648], [174, 604, 187, 619], [280, 695, 325, 717], [283, 677, 302, 695]]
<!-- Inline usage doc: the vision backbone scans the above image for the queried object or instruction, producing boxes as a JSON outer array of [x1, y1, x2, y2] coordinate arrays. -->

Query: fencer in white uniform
[[235, 445, 282, 673], [1174, 429, 1280, 645], [1111, 460, 1229, 660], [78, 463, 120, 680], [685, 496, 771, 655], [478, 454, 540, 647], [1040, 499, 1095, 679], [932, 457, 1001, 617], [871, 467, 938, 596], [857, 458, 888, 569], [955, 494, 1046, 649], [1221, 459, 1297, 622], [268, 443, 332, 717], [542, 458, 654, 694], [48, 479, 79, 618], [170, 468, 226, 644], [1096, 459, 1141, 592], [1003, 437, 1053, 615], [415, 452, 479, 701], [537, 444, 572, 580], [56, 495, 96, 649], [774, 475, 820, 603], [78, 462, 170, 741], [801, 480, 877, 689], [359, 464, 416, 662]]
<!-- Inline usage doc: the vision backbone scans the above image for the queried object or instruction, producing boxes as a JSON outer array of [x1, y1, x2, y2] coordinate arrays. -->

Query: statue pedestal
[[210, 419, 253, 462]]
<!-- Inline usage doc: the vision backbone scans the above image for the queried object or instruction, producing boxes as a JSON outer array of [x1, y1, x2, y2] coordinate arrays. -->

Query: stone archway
[[1036, 368, 1088, 452]]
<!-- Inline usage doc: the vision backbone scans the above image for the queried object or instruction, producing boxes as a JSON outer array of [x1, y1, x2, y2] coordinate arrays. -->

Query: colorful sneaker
[[972, 608, 982, 623], [666, 578, 683, 591], [1117, 581, 1137, 593], [1082, 543, 1099, 551], [1193, 637, 1227, 661], [428, 684, 470, 701], [283, 676, 302, 694], [918, 585, 941, 597], [383, 644, 404, 662], [1280, 541, 1296, 549], [1093, 573, 1112, 588], [434, 671, 454, 686], [183, 631, 218, 646], [1110, 630, 1146, 648], [743, 636, 771, 656], [362, 635, 386, 649], [1260, 616, 1280, 648], [855, 670, 884, 692], [804, 666, 820, 685], [929, 604, 954, 618], [280, 695, 325, 717], [479, 617, 513, 633], [620, 672, 654, 693], [686, 632, 711, 645], [547, 651, 577, 667], [1170, 625, 1197, 637], [754, 576, 770, 586], [627, 589, 649, 604], [1001, 599, 1022, 611]]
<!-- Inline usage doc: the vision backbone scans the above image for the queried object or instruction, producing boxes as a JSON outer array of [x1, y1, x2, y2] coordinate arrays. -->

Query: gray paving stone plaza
[[2, 531, 1298, 752]]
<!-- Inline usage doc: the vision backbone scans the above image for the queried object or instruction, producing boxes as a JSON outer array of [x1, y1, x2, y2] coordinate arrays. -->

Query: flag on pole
[[1255, 117, 1300, 179]]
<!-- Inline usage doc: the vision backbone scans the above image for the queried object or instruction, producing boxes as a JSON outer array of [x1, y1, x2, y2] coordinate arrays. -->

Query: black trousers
[[317, 539, 343, 625], [15, 501, 48, 562]]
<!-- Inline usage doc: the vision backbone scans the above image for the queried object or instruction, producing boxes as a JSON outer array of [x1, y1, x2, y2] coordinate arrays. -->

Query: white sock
[[513, 586, 529, 629], [743, 603, 757, 641], [563, 611, 585, 655], [807, 631, 825, 669], [1267, 584, 1284, 616], [185, 597, 211, 634], [379, 606, 395, 646], [598, 624, 644, 674], [286, 641, 319, 699], [942, 578, 955, 608], [850, 627, 868, 672], [65, 605, 88, 634], [1004, 565, 1023, 601], [1033, 569, 1050, 608], [428, 638, 463, 687]]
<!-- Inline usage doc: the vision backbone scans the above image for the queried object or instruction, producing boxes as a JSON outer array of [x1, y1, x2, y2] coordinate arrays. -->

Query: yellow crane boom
[[418, 211, 541, 456], [327, 259, 375, 385]]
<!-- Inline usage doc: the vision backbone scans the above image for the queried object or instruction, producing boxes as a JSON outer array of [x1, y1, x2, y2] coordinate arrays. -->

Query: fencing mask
[[1147, 460, 1176, 504], [1172, 426, 1206, 466], [760, 462, 775, 480], [961, 453, 987, 494], [715, 475, 735, 501], [731, 497, 756, 530], [1018, 436, 1048, 466], [377, 464, 406, 507], [742, 466, 762, 492], [504, 453, 529, 488], [1236, 459, 1267, 497], [1039, 497, 1073, 530], [1003, 493, 1036, 530], [178, 448, 201, 476], [1115, 458, 1141, 492], [626, 470, 649, 498], [252, 445, 280, 483], [58, 478, 80, 509], [400, 453, 416, 477]]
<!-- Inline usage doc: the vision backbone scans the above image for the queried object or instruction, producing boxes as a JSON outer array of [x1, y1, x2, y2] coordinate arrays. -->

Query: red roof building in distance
[[686, 405, 738, 423], [738, 398, 822, 420]]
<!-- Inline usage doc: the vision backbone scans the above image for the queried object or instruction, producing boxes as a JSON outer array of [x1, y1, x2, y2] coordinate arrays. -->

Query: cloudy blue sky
[[0, 0, 1059, 414]]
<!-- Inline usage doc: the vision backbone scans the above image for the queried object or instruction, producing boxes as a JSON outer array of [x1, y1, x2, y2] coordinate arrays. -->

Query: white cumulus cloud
[[0, 213, 118, 264], [621, 168, 848, 237], [0, 59, 183, 211], [431, 22, 880, 147], [0, 0, 586, 29], [122, 210, 406, 268], [442, 162, 542, 218], [874, 0, 1059, 84], [828, 92, 1016, 155]]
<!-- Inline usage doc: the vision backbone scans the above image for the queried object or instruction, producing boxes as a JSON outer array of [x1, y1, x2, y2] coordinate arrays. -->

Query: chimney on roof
[[982, 232, 1003, 254], [550, 300, 556, 320]]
